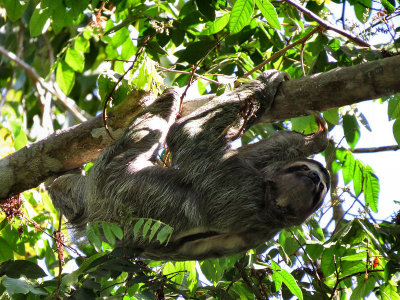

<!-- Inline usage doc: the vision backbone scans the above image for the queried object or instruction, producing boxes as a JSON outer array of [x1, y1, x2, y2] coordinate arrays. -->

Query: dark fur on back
[[47, 71, 330, 260]]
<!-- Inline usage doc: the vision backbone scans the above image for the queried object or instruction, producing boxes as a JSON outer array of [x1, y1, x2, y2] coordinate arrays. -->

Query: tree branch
[[284, 0, 371, 48], [0, 45, 90, 122], [351, 145, 399, 153], [1, 55, 400, 201]]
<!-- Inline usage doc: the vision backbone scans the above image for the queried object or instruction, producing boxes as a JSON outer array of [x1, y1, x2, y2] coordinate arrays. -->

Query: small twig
[[240, 26, 320, 81], [284, 0, 371, 48], [235, 262, 264, 300], [350, 145, 399, 153], [288, 229, 324, 288], [332, 197, 358, 234], [0, 45, 89, 122], [178, 34, 226, 114], [156, 65, 220, 85], [55, 214, 64, 300], [300, 41, 306, 76], [102, 32, 157, 140]]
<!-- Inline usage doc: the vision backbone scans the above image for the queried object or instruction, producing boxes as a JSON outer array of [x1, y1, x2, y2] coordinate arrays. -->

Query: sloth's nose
[[308, 171, 320, 184]]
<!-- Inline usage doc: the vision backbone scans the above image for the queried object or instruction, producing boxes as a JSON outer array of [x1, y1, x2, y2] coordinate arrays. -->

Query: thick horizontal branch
[[261, 55, 400, 123], [1, 55, 400, 201], [0, 91, 151, 200]]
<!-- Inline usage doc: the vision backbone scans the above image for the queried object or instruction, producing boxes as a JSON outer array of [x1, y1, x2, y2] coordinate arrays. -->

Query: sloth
[[47, 70, 330, 261]]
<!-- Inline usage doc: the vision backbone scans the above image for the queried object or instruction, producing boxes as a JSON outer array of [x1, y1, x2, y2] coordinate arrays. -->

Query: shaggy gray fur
[[48, 70, 330, 260]]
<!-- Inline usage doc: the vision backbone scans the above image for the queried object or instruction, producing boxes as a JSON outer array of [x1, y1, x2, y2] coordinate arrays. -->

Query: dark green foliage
[[0, 0, 399, 298]]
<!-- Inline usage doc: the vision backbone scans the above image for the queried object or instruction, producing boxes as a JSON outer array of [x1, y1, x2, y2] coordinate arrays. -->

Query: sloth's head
[[271, 159, 330, 225]]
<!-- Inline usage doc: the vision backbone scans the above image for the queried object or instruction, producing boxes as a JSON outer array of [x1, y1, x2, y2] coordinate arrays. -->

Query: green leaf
[[0, 260, 46, 279], [98, 72, 130, 106], [321, 246, 337, 276], [65, 48, 85, 73], [229, 0, 255, 34], [1, 276, 47, 296], [0, 239, 15, 262], [156, 225, 173, 245], [363, 170, 379, 212], [110, 27, 130, 48], [388, 94, 400, 120], [393, 119, 400, 146], [3, 0, 28, 21], [195, 0, 215, 21], [102, 222, 116, 245], [176, 40, 217, 64], [255, 0, 281, 29], [380, 283, 400, 300], [121, 38, 135, 60], [354, 0, 371, 23], [75, 36, 90, 53], [29, 6, 51, 37], [200, 259, 226, 283], [56, 61, 75, 95], [110, 223, 123, 240], [380, 0, 395, 13], [323, 108, 339, 125], [305, 243, 324, 260], [9, 120, 27, 150], [86, 223, 102, 251], [343, 114, 360, 149], [133, 218, 144, 237], [353, 161, 363, 196], [271, 262, 303, 300], [142, 219, 152, 239], [350, 277, 376, 300], [291, 115, 317, 134], [342, 151, 355, 184], [198, 14, 230, 35], [148, 221, 161, 242]]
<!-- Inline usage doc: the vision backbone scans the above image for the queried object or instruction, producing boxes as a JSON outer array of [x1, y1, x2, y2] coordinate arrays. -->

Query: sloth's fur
[[48, 71, 330, 260]]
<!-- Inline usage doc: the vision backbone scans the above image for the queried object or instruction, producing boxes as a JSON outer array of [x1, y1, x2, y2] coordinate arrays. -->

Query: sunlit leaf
[[354, 0, 371, 23], [2, 0, 28, 21], [65, 48, 85, 73], [74, 36, 90, 53], [29, 6, 51, 37], [229, 0, 254, 34], [56, 61, 75, 95], [353, 161, 363, 196], [323, 108, 339, 125], [198, 14, 230, 35], [380, 0, 395, 13], [156, 225, 173, 245], [271, 261, 303, 300], [364, 170, 379, 212], [388, 94, 400, 119], [255, 0, 281, 29]]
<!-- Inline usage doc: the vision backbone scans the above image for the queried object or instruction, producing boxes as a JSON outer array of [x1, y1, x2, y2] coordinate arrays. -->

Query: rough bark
[[1, 55, 400, 201]]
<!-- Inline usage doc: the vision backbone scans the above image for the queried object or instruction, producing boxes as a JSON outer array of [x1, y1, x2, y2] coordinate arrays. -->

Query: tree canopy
[[0, 0, 400, 299]]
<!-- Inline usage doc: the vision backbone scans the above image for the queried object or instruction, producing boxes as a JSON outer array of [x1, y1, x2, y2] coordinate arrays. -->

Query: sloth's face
[[273, 159, 330, 224]]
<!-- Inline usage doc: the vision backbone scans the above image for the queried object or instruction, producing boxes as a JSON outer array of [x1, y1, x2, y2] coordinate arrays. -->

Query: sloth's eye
[[300, 165, 310, 171]]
